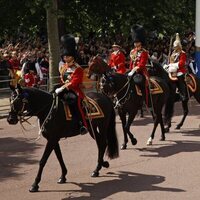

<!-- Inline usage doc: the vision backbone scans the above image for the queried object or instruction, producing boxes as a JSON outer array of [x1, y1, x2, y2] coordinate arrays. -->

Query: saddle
[[168, 73, 197, 93], [64, 96, 104, 121], [185, 73, 197, 93], [135, 78, 163, 96]]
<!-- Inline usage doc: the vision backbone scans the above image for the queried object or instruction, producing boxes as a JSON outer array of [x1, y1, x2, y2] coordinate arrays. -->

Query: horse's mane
[[149, 62, 169, 80], [23, 87, 53, 103]]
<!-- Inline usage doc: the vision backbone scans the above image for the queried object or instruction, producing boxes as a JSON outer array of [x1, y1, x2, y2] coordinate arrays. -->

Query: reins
[[106, 76, 132, 109], [11, 90, 58, 141], [37, 93, 58, 141]]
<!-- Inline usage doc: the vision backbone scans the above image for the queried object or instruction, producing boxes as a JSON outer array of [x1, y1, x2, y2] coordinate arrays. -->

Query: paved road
[[0, 99, 200, 200]]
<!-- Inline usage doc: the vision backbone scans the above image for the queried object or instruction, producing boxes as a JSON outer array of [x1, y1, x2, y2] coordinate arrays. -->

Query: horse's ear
[[9, 84, 15, 91]]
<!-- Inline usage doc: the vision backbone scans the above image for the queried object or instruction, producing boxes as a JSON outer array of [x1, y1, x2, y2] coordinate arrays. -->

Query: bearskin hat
[[131, 24, 146, 45], [60, 34, 77, 58]]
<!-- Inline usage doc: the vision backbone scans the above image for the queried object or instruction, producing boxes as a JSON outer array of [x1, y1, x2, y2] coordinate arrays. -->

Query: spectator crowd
[[0, 29, 197, 88]]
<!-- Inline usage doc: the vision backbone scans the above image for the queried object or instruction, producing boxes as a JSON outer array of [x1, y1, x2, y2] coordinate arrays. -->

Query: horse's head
[[100, 73, 128, 97], [7, 84, 30, 125], [87, 55, 110, 77]]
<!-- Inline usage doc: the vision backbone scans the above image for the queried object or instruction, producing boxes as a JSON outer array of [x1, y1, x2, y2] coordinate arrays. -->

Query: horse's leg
[[176, 100, 189, 129], [91, 129, 107, 177], [118, 110, 128, 150], [159, 113, 166, 141], [29, 140, 57, 192], [54, 143, 67, 184], [126, 111, 138, 146], [164, 97, 174, 132], [140, 107, 144, 118], [147, 114, 159, 145]]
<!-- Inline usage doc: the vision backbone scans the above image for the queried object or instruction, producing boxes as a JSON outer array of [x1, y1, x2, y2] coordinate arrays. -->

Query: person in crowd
[[55, 34, 88, 135], [20, 54, 43, 87], [187, 45, 197, 74], [8, 51, 21, 86], [108, 43, 126, 74]]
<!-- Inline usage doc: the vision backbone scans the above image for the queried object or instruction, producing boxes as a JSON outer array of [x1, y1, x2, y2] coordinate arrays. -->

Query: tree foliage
[[0, 0, 195, 39]]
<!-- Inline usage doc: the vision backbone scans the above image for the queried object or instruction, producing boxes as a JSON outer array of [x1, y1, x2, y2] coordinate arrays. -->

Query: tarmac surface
[[0, 93, 200, 200]]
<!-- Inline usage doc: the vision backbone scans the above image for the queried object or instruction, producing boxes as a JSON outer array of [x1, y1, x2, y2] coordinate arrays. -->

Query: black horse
[[88, 55, 169, 148], [148, 62, 200, 132], [7, 85, 119, 192]]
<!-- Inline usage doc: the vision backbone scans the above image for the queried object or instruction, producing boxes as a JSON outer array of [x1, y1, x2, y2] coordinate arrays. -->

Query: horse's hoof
[[131, 138, 137, 145], [120, 144, 127, 150], [29, 185, 39, 192], [57, 177, 66, 184], [147, 138, 153, 146], [175, 126, 181, 130], [160, 137, 165, 141], [102, 161, 109, 168], [164, 127, 170, 133], [91, 171, 99, 177]]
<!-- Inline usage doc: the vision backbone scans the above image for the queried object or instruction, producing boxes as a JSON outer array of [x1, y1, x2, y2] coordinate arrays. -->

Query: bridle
[[101, 74, 132, 108], [10, 93, 28, 115], [10, 89, 57, 131]]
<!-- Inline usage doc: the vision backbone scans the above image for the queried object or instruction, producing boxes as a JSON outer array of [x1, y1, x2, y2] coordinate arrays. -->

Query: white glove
[[128, 69, 136, 77], [55, 87, 65, 94], [163, 64, 169, 72], [168, 63, 179, 73]]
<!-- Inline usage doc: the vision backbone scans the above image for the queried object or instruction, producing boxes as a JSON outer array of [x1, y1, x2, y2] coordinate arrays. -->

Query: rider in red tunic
[[163, 33, 188, 101], [108, 44, 126, 74], [128, 25, 149, 103], [55, 34, 87, 135]]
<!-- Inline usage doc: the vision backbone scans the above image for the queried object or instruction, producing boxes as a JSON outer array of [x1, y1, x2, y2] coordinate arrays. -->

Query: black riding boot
[[177, 75, 189, 102], [68, 104, 88, 135], [62, 92, 88, 135]]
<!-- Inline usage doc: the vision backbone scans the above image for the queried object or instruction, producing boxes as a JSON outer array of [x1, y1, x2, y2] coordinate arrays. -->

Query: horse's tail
[[106, 107, 119, 159]]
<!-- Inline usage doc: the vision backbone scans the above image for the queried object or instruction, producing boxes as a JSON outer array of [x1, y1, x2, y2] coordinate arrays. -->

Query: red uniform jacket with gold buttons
[[60, 63, 85, 99], [108, 50, 126, 74], [129, 48, 149, 77]]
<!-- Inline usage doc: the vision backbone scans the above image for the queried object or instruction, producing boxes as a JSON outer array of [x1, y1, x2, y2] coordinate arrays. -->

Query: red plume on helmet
[[60, 34, 77, 58], [131, 24, 146, 45]]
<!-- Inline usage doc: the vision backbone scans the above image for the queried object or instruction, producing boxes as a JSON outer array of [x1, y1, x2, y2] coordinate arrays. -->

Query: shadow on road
[[0, 137, 42, 181], [57, 171, 185, 199], [137, 137, 200, 158]]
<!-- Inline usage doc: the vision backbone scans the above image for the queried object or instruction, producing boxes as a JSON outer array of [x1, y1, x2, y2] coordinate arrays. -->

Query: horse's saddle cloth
[[185, 74, 197, 93], [64, 96, 104, 120], [135, 78, 163, 96]]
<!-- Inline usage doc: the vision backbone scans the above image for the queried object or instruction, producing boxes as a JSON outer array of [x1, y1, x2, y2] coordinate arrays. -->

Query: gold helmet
[[173, 33, 182, 49]]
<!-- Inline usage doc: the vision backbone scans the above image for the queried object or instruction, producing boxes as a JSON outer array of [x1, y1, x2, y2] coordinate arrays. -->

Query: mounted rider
[[163, 33, 188, 102], [108, 43, 126, 74], [128, 24, 149, 103], [55, 34, 88, 135]]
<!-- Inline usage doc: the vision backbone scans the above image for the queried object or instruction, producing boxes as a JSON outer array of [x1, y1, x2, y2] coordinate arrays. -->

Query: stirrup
[[80, 126, 88, 135]]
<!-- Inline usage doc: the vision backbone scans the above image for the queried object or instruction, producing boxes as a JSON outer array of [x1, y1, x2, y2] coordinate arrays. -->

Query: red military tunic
[[108, 50, 126, 74], [170, 50, 187, 75], [60, 63, 85, 99], [129, 48, 149, 77], [60, 62, 87, 128]]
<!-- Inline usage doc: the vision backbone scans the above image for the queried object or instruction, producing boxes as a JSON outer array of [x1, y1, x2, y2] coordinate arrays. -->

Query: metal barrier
[[0, 75, 98, 93]]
